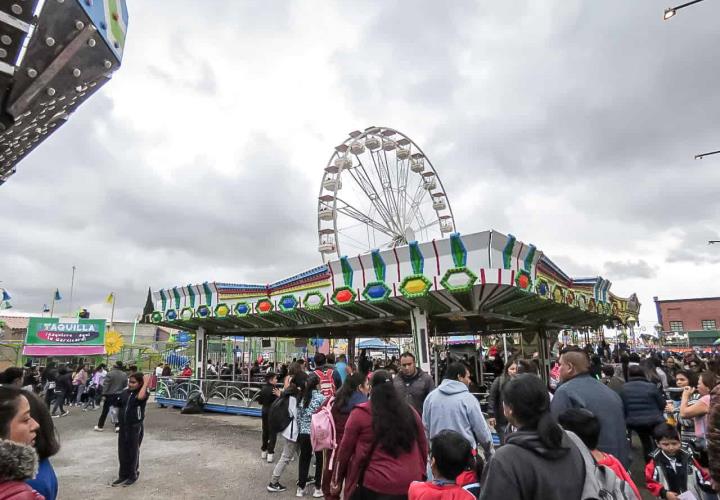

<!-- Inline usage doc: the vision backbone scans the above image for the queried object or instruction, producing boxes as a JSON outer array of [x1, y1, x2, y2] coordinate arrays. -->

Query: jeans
[[118, 423, 144, 480], [51, 391, 68, 415], [98, 394, 119, 429], [75, 384, 85, 404], [297, 433, 322, 489], [629, 424, 657, 462], [271, 438, 298, 484], [83, 387, 97, 409], [261, 411, 277, 454]]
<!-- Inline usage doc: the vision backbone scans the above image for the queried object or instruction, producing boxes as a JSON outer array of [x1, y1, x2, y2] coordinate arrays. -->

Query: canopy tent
[[357, 338, 400, 352]]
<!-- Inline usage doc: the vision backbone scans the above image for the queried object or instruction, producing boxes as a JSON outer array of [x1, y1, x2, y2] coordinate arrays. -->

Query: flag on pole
[[42, 304, 50, 312], [105, 292, 115, 304], [1, 289, 10, 301], [54, 289, 62, 301]]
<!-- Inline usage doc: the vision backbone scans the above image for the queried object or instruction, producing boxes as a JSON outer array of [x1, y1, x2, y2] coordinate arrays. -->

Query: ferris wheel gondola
[[317, 126, 456, 262]]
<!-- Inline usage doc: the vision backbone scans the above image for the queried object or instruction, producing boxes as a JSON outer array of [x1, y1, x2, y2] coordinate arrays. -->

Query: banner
[[23, 317, 106, 356]]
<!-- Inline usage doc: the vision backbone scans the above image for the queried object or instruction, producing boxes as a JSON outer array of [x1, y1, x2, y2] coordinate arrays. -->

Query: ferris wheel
[[317, 126, 456, 262]]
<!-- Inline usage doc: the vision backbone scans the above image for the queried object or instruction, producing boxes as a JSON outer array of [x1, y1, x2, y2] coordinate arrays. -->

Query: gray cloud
[[2, 0, 720, 325], [603, 260, 657, 279]]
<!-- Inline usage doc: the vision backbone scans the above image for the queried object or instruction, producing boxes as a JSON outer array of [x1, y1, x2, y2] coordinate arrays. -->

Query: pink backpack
[[311, 396, 336, 454]]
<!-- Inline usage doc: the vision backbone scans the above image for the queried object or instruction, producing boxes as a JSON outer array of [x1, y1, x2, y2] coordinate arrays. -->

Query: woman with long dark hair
[[113, 372, 151, 487], [487, 355, 520, 443], [295, 373, 326, 497], [332, 370, 427, 500], [23, 390, 60, 499], [479, 374, 585, 500], [0, 385, 43, 499], [322, 373, 369, 499]]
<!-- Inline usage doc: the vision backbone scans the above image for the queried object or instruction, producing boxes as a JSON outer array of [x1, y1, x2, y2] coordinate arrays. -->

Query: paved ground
[[53, 402, 299, 499], [52, 400, 654, 499]]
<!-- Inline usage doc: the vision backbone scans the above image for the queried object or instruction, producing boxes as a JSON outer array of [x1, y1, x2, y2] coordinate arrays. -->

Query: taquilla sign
[[26, 317, 106, 346]]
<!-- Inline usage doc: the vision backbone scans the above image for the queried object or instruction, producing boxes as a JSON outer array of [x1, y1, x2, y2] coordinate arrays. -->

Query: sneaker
[[261, 451, 268, 459], [93, 426, 103, 432], [115, 427, 120, 433], [51, 414, 60, 418], [61, 411, 69, 417], [266, 482, 287, 493], [111, 478, 126, 487], [312, 487, 323, 498], [267, 453, 274, 463], [123, 478, 137, 487], [296, 487, 305, 497]]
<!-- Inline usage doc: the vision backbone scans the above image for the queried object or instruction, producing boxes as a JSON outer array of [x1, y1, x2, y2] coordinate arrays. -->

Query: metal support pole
[[410, 307, 431, 374], [195, 327, 205, 378], [538, 326, 550, 383]]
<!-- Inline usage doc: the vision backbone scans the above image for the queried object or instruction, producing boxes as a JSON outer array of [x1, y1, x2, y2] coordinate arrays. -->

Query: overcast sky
[[2, 0, 720, 329]]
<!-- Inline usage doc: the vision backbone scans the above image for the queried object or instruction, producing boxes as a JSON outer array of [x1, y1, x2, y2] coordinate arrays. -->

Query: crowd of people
[[2, 342, 720, 499], [0, 360, 152, 498], [256, 346, 720, 499]]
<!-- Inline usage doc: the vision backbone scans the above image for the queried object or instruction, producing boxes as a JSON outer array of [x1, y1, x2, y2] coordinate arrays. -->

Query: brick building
[[654, 296, 720, 346]]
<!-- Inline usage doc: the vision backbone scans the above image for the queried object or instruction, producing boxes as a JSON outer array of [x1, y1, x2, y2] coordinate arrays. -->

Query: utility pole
[[69, 266, 76, 315]]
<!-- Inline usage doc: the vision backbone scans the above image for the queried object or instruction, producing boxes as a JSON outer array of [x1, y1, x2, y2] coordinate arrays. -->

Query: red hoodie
[[333, 401, 428, 499], [595, 452, 641, 500], [409, 481, 475, 500]]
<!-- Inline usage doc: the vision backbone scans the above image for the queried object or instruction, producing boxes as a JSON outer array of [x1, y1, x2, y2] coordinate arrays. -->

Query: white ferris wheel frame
[[317, 126, 456, 263]]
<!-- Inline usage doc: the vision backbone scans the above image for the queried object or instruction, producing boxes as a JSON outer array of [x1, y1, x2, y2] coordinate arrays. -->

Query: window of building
[[669, 321, 684, 332], [701, 320, 716, 330]]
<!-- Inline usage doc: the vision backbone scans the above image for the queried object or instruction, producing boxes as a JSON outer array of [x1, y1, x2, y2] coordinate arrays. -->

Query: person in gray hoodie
[[422, 361, 494, 458], [94, 361, 128, 432]]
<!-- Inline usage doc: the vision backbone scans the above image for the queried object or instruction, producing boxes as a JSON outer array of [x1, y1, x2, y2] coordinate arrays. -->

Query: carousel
[[146, 126, 640, 414]]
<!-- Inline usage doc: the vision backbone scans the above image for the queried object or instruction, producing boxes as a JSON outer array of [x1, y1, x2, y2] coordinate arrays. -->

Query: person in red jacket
[[558, 408, 641, 499], [322, 372, 369, 499], [409, 430, 479, 500], [0, 385, 44, 499], [331, 370, 428, 500]]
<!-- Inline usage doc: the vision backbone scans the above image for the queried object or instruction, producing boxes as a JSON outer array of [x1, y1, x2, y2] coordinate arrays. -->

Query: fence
[[155, 376, 265, 417]]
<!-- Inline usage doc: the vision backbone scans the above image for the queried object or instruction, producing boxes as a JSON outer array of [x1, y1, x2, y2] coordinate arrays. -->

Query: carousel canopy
[[146, 230, 640, 339]]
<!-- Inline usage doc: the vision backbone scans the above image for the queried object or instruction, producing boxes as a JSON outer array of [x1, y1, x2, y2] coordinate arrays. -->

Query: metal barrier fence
[[154, 376, 492, 419], [155, 377, 265, 417]]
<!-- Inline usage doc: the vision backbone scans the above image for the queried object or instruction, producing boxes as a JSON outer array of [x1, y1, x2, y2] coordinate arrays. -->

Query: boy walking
[[645, 423, 713, 500]]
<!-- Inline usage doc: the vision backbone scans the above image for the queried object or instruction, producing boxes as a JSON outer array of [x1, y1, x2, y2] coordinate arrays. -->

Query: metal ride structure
[[0, 0, 128, 185], [318, 126, 456, 262]]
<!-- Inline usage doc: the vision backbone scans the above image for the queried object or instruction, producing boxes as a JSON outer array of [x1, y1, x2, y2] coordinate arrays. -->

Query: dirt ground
[[52, 401, 655, 499]]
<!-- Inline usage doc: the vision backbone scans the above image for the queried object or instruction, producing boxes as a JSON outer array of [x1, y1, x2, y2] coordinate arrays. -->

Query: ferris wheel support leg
[[410, 307, 431, 374], [195, 327, 206, 378]]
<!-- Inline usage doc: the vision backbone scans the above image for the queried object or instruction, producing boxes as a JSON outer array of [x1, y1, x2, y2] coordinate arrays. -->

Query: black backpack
[[268, 393, 293, 434]]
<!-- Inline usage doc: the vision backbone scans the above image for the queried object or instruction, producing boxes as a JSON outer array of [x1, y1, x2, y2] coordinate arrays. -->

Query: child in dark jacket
[[645, 423, 713, 500], [409, 430, 479, 500], [258, 372, 280, 463]]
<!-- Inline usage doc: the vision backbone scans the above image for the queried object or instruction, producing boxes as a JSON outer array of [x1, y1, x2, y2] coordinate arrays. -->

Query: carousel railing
[[154, 376, 266, 416]]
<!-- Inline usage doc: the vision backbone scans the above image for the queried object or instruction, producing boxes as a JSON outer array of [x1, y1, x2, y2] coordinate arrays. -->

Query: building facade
[[654, 296, 720, 346]]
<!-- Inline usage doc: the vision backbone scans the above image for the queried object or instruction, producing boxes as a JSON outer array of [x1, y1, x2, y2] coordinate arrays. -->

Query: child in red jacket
[[558, 408, 641, 499], [645, 423, 713, 500], [409, 430, 480, 500]]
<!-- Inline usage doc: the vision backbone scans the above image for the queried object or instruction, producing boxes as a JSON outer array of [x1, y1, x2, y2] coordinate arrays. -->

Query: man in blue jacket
[[422, 362, 494, 458], [551, 348, 630, 468]]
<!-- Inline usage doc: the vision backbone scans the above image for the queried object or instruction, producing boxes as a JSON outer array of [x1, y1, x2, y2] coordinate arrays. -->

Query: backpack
[[565, 431, 634, 500], [311, 397, 336, 452], [268, 393, 293, 434], [315, 368, 335, 397]]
